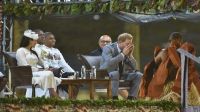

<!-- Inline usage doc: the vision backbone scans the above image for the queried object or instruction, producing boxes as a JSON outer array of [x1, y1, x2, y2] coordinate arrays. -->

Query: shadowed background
[[13, 13, 200, 72]]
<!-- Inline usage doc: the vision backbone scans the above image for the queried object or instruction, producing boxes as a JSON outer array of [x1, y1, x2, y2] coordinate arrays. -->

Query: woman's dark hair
[[30, 49, 39, 59], [20, 36, 39, 58], [20, 36, 33, 47]]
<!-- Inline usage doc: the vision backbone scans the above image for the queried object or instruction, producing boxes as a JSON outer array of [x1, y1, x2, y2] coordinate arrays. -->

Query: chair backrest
[[3, 52, 33, 87], [3, 52, 17, 67], [77, 54, 101, 69], [10, 66, 33, 87], [77, 54, 109, 79]]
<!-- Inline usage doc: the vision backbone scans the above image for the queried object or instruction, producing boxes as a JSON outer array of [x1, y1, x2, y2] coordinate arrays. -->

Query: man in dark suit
[[90, 35, 112, 56], [100, 33, 143, 100]]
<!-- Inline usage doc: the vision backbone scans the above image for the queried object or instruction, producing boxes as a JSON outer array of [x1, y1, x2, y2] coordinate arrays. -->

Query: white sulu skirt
[[26, 70, 61, 98]]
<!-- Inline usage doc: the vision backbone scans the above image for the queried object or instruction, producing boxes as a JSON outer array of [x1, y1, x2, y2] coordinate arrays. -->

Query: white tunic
[[36, 45, 75, 73], [16, 48, 61, 91], [33, 44, 43, 59]]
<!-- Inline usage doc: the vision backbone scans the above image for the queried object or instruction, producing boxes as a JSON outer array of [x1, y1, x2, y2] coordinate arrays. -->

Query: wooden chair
[[77, 54, 101, 69], [3, 52, 35, 97], [0, 76, 7, 92]]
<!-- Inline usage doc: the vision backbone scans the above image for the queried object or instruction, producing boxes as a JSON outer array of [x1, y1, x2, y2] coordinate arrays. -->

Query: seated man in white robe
[[36, 32, 78, 99], [33, 29, 45, 57], [39, 32, 75, 75]]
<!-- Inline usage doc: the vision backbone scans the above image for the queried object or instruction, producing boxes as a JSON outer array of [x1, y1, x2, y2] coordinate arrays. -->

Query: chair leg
[[32, 85, 35, 98], [12, 87, 15, 98], [57, 87, 59, 95]]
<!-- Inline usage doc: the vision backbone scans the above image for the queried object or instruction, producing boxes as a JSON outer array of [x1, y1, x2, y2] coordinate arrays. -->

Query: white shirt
[[117, 43, 125, 57], [36, 45, 75, 73], [0, 72, 4, 77], [33, 44, 44, 59]]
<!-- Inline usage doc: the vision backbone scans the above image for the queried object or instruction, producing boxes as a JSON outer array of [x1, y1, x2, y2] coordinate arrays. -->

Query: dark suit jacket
[[100, 42, 137, 73], [89, 48, 102, 56]]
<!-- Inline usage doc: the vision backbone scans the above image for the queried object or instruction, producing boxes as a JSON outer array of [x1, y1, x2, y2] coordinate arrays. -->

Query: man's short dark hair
[[168, 32, 182, 41], [33, 29, 43, 34], [118, 33, 133, 42], [44, 32, 53, 38]]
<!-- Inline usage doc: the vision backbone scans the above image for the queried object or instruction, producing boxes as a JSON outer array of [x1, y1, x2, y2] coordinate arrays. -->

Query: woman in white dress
[[16, 30, 61, 98]]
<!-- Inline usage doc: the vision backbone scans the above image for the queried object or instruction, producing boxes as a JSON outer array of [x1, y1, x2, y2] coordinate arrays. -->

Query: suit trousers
[[109, 71, 143, 97]]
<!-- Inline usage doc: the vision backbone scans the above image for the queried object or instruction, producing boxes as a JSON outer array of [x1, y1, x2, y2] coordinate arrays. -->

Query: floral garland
[[0, 97, 180, 111], [2, 0, 200, 17]]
